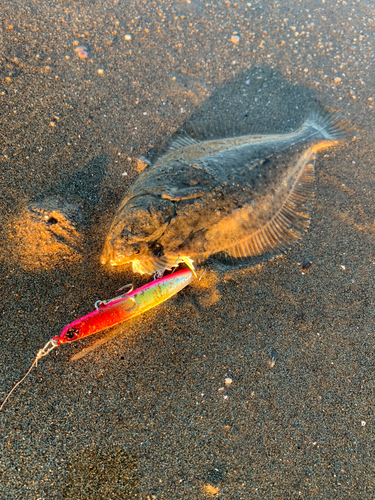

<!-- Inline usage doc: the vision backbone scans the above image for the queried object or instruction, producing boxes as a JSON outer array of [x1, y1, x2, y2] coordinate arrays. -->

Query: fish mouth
[[100, 239, 130, 267], [101, 237, 196, 276], [101, 247, 172, 274]]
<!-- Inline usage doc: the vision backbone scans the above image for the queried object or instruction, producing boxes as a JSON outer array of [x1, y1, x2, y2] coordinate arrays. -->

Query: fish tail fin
[[305, 102, 356, 142]]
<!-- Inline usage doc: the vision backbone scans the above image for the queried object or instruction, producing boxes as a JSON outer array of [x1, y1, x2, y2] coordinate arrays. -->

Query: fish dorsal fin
[[166, 134, 198, 152], [204, 160, 315, 266], [185, 120, 274, 142]]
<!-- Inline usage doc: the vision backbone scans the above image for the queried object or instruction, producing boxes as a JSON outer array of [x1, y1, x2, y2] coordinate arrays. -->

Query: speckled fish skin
[[101, 104, 354, 275]]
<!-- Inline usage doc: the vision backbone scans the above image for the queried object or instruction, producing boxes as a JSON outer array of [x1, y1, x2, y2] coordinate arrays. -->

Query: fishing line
[[0, 339, 59, 411]]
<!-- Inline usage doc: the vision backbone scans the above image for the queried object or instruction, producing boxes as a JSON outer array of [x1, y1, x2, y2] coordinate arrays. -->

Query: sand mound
[[7, 196, 84, 271]]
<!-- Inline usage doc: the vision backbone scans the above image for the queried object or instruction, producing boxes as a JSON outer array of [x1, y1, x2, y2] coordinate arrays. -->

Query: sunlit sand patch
[[190, 269, 221, 307], [136, 157, 149, 174], [168, 72, 210, 106], [203, 484, 220, 497], [7, 196, 84, 271]]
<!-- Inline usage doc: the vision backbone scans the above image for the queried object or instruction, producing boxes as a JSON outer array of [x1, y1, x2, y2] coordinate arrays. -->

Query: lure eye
[[65, 327, 80, 341]]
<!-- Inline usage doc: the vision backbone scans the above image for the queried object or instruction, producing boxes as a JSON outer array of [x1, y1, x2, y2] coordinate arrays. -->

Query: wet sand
[[1, 0, 374, 498]]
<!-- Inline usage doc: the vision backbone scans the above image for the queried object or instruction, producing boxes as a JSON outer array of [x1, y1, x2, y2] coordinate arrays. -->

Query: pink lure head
[[53, 319, 85, 345], [53, 323, 80, 344]]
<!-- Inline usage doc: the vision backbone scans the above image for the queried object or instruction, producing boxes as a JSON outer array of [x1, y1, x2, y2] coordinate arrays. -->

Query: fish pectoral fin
[[132, 255, 187, 275], [180, 256, 197, 277], [207, 161, 315, 267]]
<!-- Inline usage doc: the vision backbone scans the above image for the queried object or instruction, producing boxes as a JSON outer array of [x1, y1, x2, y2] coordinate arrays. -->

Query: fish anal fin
[[211, 161, 315, 265], [131, 254, 195, 276]]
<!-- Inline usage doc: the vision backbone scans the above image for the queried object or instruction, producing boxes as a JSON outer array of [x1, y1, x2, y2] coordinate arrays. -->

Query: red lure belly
[[53, 269, 193, 345]]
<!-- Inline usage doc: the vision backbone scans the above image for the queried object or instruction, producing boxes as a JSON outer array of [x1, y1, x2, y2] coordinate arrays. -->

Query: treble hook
[[95, 283, 134, 310], [153, 270, 165, 280], [116, 283, 134, 294]]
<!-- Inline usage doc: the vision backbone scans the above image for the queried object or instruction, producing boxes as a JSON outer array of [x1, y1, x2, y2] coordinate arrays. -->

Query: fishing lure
[[0, 269, 193, 411]]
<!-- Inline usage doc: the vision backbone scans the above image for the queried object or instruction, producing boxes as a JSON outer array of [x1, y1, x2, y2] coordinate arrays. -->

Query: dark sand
[[1, 1, 374, 498]]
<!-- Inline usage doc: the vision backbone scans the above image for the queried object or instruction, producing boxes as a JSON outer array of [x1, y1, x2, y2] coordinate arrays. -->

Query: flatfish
[[101, 104, 354, 275]]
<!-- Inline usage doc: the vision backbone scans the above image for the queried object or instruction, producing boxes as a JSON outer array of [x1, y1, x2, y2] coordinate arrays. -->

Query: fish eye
[[65, 327, 79, 341]]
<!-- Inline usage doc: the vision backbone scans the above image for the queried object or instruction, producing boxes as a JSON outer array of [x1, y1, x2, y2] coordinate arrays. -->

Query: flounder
[[101, 104, 354, 275]]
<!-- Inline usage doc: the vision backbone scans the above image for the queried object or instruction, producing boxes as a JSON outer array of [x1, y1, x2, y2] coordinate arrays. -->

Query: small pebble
[[231, 35, 240, 45], [75, 47, 88, 59], [302, 261, 313, 270], [97, 69, 104, 75], [225, 377, 233, 387], [125, 34, 132, 41], [333, 77, 341, 83]]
